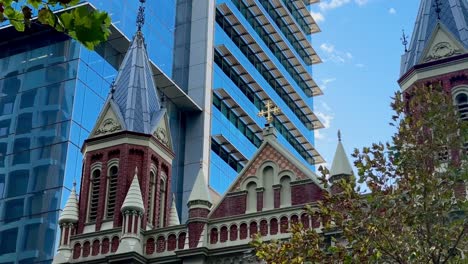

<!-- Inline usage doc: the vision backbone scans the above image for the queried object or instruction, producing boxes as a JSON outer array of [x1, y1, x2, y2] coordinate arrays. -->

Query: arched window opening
[[147, 170, 156, 226], [246, 181, 257, 212], [88, 169, 101, 222], [106, 166, 118, 219], [158, 178, 166, 228], [262, 166, 274, 210], [280, 176, 291, 206], [455, 92, 468, 121]]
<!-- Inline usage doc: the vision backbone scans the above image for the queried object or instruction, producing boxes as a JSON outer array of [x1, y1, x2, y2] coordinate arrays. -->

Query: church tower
[[399, 0, 467, 199], [53, 2, 175, 262], [398, 0, 468, 120]]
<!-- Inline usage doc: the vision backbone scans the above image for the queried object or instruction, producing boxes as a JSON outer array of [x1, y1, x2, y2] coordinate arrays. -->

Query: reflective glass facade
[[210, 0, 323, 193], [0, 0, 322, 262], [0, 28, 118, 263]]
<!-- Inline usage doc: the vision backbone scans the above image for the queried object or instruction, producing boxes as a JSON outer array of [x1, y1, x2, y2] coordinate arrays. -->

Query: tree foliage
[[252, 85, 468, 264], [0, 0, 111, 49]]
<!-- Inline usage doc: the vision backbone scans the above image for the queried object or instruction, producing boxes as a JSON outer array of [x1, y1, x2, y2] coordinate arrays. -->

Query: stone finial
[[330, 131, 353, 178], [168, 194, 180, 226], [187, 166, 212, 209], [121, 167, 145, 213], [58, 185, 79, 224]]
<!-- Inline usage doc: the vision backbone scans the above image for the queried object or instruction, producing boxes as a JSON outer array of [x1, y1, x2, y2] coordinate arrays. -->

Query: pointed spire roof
[[168, 194, 180, 226], [187, 165, 212, 208], [59, 185, 79, 224], [121, 167, 145, 213], [330, 130, 353, 177], [105, 11, 161, 134], [400, 0, 468, 75]]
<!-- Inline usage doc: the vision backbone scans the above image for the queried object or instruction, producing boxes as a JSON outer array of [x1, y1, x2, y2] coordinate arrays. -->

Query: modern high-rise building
[[0, 1, 323, 263]]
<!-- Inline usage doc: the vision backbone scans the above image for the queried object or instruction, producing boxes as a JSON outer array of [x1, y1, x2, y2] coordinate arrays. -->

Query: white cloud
[[320, 78, 337, 90], [389, 7, 396, 14], [319, 0, 351, 11], [319, 0, 369, 11], [320, 43, 353, 64], [355, 63, 365, 68], [321, 101, 332, 112], [310, 11, 325, 22], [320, 43, 335, 53], [355, 0, 368, 6], [316, 111, 334, 129]]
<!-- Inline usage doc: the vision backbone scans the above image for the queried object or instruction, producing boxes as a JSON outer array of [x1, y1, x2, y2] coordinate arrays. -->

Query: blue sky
[[310, 0, 421, 169]]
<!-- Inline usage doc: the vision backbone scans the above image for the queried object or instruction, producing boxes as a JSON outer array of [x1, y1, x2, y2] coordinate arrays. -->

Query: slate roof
[[400, 0, 468, 76], [111, 30, 161, 134]]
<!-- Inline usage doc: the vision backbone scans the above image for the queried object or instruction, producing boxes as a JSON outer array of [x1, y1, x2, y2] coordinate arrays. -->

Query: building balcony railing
[[213, 83, 324, 165], [253, 0, 318, 66], [214, 46, 323, 131], [223, 2, 320, 98], [279, 0, 320, 35]]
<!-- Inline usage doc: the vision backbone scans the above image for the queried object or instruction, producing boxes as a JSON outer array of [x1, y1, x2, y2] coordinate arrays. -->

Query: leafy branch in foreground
[[252, 84, 468, 264], [0, 0, 111, 49]]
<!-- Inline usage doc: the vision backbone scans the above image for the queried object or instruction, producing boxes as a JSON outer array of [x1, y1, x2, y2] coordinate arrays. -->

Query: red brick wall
[[249, 222, 258, 238], [73, 243, 81, 259], [256, 191, 263, 212], [146, 238, 155, 255], [167, 234, 177, 251], [188, 222, 205, 248], [280, 217, 288, 233], [260, 220, 268, 236], [270, 218, 278, 235], [178, 232, 186, 250], [220, 226, 228, 242], [411, 69, 468, 92], [92, 240, 100, 256], [240, 223, 248, 240], [101, 238, 109, 254], [230, 225, 238, 241], [189, 208, 210, 218], [291, 182, 324, 205], [111, 236, 119, 252], [82, 241, 90, 257], [301, 213, 310, 229], [210, 193, 247, 219], [273, 187, 281, 208], [210, 228, 218, 244], [156, 236, 166, 253], [77, 139, 173, 234]]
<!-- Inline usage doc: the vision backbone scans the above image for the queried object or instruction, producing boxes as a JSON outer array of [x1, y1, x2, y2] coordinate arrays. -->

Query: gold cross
[[257, 100, 281, 125]]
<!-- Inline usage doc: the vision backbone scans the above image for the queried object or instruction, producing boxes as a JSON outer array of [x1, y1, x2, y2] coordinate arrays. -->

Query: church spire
[[400, 0, 468, 76], [136, 0, 145, 31], [330, 130, 353, 179], [91, 0, 162, 136]]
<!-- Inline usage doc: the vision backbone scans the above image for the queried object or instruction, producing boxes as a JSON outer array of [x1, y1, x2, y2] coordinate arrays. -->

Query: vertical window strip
[[147, 171, 156, 226], [89, 170, 101, 222], [106, 166, 118, 219]]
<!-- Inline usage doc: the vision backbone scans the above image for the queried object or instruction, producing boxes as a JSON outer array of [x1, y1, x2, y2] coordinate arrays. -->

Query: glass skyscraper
[[0, 0, 322, 263]]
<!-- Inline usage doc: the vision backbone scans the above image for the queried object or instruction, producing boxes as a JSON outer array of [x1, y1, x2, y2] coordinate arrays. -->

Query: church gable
[[90, 101, 125, 138], [420, 23, 466, 64], [210, 137, 324, 219], [150, 110, 173, 150]]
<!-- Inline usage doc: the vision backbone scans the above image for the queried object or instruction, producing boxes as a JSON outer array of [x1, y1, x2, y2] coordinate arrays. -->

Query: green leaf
[[26, 0, 42, 9], [38, 7, 54, 27], [4, 6, 24, 31]]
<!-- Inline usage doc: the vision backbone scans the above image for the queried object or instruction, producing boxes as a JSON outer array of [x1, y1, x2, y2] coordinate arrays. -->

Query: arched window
[[147, 170, 156, 227], [158, 177, 166, 228], [246, 181, 257, 212], [262, 166, 274, 210], [106, 166, 118, 219], [88, 169, 101, 222], [280, 176, 291, 206], [455, 92, 468, 121]]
